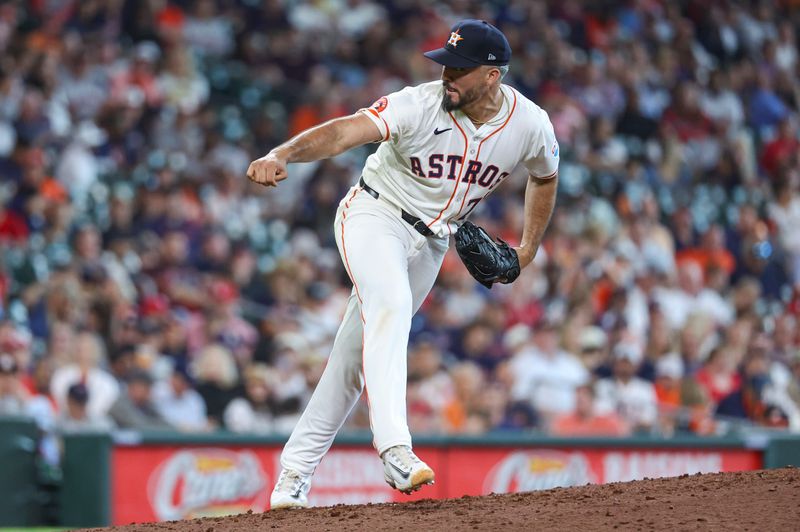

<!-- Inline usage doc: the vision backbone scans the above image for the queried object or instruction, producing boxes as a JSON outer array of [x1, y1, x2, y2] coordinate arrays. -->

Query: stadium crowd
[[2, 0, 800, 454]]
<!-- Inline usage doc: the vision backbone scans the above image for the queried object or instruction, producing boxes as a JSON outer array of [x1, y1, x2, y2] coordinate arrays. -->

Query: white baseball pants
[[280, 185, 449, 475]]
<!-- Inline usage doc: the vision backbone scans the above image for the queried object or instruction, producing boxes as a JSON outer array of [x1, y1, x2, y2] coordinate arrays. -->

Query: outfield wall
[[65, 430, 800, 528], [110, 440, 760, 524], [1, 421, 798, 528]]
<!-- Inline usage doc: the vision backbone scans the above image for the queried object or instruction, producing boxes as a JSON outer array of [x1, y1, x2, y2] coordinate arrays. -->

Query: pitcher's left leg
[[379, 233, 449, 493], [335, 203, 417, 453]]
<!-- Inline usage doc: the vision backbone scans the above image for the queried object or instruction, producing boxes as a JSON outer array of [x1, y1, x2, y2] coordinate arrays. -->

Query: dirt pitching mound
[[92, 467, 799, 531]]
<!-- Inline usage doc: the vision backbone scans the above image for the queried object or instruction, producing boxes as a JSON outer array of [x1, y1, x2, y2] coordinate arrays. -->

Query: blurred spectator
[[653, 353, 686, 412], [786, 354, 800, 407], [109, 40, 162, 107], [496, 399, 539, 431], [50, 332, 119, 418], [653, 352, 710, 435], [444, 362, 486, 434], [54, 122, 101, 209], [193, 343, 240, 427], [0, 320, 33, 375], [509, 316, 589, 419], [407, 340, 456, 434], [205, 279, 258, 365], [577, 326, 609, 376], [715, 352, 778, 425], [108, 369, 172, 430], [748, 70, 789, 135], [182, 0, 234, 57], [0, 199, 28, 244], [152, 362, 208, 432], [654, 260, 732, 331], [700, 70, 745, 138], [109, 343, 137, 382], [0, 0, 798, 438], [21, 357, 55, 407], [59, 382, 114, 433], [452, 320, 504, 371], [695, 346, 742, 405], [768, 178, 800, 283], [262, 336, 308, 432], [0, 352, 27, 415], [760, 116, 799, 180], [158, 45, 209, 114], [595, 344, 658, 432], [224, 363, 278, 434], [551, 384, 629, 436]]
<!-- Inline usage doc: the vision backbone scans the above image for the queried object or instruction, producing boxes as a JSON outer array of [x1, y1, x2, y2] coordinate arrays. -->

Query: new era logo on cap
[[424, 19, 511, 68]]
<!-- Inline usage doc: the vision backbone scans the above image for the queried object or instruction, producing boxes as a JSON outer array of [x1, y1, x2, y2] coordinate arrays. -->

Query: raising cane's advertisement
[[112, 446, 445, 524], [111, 445, 760, 525]]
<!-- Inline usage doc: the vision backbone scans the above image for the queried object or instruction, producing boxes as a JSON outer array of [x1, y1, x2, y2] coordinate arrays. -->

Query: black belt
[[359, 178, 435, 237]]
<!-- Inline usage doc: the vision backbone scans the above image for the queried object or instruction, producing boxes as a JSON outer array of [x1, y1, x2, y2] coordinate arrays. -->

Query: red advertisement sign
[[460, 448, 761, 495], [146, 448, 268, 521], [111, 444, 761, 525], [112, 446, 444, 525]]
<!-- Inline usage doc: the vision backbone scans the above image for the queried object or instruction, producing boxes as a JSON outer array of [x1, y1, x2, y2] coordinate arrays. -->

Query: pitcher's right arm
[[247, 113, 382, 187]]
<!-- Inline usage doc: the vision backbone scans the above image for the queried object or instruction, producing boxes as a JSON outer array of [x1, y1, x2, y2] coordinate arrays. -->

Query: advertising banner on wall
[[112, 446, 445, 524], [111, 445, 760, 525], [454, 448, 761, 495]]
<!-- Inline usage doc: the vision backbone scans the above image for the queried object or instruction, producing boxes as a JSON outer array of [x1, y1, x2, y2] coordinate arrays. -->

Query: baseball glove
[[454, 221, 520, 289]]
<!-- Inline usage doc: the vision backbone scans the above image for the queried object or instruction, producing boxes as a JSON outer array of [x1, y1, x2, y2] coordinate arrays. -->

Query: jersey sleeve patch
[[360, 86, 421, 143], [370, 96, 388, 113]]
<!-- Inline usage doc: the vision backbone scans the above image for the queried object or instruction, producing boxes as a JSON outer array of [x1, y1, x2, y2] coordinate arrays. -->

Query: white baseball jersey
[[359, 80, 559, 237], [276, 80, 560, 490]]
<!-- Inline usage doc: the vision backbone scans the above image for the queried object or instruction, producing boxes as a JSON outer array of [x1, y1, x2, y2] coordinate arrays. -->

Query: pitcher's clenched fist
[[247, 151, 288, 187]]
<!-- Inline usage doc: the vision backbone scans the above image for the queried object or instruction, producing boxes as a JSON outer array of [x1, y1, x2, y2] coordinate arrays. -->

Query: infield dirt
[[88, 467, 799, 531]]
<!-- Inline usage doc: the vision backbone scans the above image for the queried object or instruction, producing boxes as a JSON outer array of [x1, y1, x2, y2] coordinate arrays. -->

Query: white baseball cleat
[[381, 445, 435, 494], [270, 469, 311, 509]]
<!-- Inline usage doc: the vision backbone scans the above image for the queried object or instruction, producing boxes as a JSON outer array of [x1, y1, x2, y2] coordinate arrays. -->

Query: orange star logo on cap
[[447, 29, 464, 47]]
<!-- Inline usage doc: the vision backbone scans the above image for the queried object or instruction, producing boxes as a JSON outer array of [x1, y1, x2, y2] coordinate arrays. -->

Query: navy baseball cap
[[424, 19, 511, 68], [67, 382, 89, 404]]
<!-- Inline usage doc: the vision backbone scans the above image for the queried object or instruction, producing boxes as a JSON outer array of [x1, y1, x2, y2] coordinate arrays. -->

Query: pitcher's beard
[[442, 92, 459, 111], [441, 85, 483, 112]]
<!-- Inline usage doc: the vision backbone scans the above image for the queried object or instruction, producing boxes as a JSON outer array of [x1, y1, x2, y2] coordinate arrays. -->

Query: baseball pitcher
[[247, 19, 559, 508]]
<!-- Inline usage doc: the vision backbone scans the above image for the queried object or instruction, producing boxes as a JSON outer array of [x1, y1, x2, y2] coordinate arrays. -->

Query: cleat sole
[[400, 468, 435, 494], [270, 498, 309, 510], [270, 502, 308, 510]]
